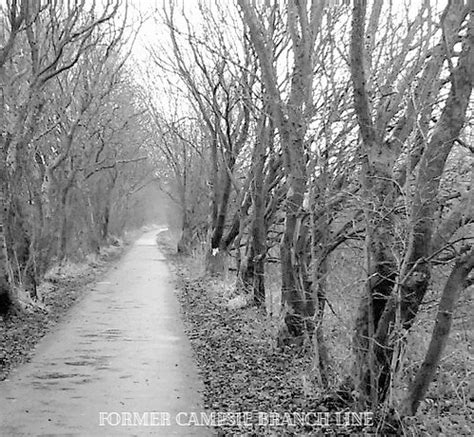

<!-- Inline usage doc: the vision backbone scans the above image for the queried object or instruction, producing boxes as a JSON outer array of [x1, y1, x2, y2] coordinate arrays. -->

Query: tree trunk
[[177, 207, 194, 254], [309, 180, 332, 386], [206, 139, 234, 274], [239, 116, 270, 306], [280, 169, 310, 343], [57, 182, 73, 262], [238, 0, 325, 345], [310, 253, 330, 387], [403, 249, 474, 416], [57, 196, 69, 262], [100, 204, 110, 243], [0, 190, 13, 314], [376, 4, 472, 402], [350, 0, 473, 407], [350, 0, 399, 406]]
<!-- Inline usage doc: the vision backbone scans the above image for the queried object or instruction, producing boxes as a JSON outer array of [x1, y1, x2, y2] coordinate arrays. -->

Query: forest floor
[[157, 231, 473, 437], [0, 229, 208, 436]]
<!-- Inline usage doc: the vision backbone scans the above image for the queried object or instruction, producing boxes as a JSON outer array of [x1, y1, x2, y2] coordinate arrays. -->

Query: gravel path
[[0, 230, 209, 436]]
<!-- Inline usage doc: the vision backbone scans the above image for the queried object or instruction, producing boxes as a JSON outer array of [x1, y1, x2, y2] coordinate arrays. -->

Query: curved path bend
[[0, 230, 209, 436]]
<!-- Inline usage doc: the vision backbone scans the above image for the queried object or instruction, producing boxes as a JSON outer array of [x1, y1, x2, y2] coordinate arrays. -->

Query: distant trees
[[0, 0, 153, 314], [144, 91, 208, 254], [160, 2, 256, 273]]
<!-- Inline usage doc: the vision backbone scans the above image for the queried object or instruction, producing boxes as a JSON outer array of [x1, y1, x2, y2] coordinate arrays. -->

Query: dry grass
[[265, 262, 282, 317], [323, 244, 365, 381]]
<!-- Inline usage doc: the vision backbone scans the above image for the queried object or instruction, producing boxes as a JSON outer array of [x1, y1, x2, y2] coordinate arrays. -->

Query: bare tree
[[0, 0, 141, 312], [239, 0, 326, 345], [350, 0, 473, 408]]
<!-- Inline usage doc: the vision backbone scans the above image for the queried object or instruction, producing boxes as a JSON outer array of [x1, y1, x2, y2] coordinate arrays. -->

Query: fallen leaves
[[175, 264, 362, 436]]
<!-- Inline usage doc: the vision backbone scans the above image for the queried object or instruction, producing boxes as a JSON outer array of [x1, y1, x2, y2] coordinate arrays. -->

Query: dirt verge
[[0, 241, 129, 381]]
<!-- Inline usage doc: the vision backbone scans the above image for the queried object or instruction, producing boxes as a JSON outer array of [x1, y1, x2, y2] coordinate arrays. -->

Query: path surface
[[0, 230, 210, 436]]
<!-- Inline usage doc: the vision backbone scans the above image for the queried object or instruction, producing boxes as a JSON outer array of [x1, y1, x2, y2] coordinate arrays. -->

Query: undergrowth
[[159, 232, 473, 436]]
